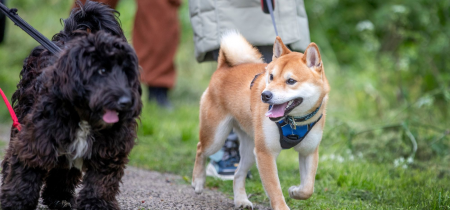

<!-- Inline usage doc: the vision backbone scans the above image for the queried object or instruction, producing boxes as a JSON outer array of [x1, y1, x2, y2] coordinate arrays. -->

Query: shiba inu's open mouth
[[265, 97, 304, 121]]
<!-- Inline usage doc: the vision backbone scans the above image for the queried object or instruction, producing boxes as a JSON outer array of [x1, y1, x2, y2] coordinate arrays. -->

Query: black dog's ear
[[129, 55, 141, 94], [52, 49, 85, 102], [127, 50, 142, 118]]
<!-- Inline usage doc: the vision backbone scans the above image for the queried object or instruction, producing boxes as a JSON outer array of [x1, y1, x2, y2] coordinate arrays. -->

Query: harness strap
[[277, 115, 322, 149], [0, 88, 21, 131], [250, 72, 263, 89], [0, 3, 62, 55]]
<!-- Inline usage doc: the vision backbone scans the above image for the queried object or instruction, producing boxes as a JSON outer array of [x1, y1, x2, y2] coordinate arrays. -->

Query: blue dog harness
[[270, 104, 323, 149]]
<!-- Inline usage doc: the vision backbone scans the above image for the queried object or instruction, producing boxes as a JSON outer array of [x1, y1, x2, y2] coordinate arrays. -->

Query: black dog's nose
[[118, 96, 132, 109], [261, 91, 273, 102]]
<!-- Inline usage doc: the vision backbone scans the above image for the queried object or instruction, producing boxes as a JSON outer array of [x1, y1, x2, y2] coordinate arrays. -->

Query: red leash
[[0, 88, 21, 131]]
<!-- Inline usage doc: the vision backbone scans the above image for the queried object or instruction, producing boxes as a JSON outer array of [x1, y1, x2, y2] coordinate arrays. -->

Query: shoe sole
[[206, 162, 235, 181]]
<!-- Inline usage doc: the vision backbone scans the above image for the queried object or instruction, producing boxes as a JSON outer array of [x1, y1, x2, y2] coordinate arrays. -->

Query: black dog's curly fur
[[0, 1, 142, 209]]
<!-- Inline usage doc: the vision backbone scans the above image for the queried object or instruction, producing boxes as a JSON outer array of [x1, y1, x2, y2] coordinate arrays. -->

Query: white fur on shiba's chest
[[61, 120, 92, 170]]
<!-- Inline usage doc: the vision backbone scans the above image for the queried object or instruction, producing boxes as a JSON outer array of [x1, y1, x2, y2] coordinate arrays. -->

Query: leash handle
[[263, 0, 278, 36], [0, 2, 62, 55], [0, 88, 21, 131], [261, 0, 275, 14]]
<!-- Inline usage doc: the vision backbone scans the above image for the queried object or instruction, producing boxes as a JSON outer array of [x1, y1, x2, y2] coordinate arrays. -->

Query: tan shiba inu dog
[[192, 31, 330, 210]]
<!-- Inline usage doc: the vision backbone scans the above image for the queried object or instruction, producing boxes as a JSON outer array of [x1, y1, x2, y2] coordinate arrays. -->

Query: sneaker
[[206, 161, 236, 181], [206, 133, 240, 180]]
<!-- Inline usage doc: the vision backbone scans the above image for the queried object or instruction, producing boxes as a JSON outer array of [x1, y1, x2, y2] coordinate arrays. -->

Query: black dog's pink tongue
[[103, 109, 119, 123], [265, 102, 288, 118]]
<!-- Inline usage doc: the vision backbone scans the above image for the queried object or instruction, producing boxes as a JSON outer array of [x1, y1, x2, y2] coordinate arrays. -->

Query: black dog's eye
[[269, 74, 273, 81], [98, 69, 107, 75], [286, 78, 297, 85]]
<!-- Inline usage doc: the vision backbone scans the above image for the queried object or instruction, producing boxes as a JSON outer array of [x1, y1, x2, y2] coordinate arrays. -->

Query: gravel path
[[33, 166, 269, 210], [0, 124, 270, 210]]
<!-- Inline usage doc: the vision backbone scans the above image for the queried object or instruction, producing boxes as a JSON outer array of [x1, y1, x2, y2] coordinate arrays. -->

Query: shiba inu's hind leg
[[233, 127, 255, 209], [288, 147, 319, 200], [192, 100, 233, 194]]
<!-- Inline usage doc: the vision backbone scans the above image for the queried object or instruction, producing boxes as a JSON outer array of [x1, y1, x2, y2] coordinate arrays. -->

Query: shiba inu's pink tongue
[[265, 102, 288, 118], [103, 109, 119, 123]]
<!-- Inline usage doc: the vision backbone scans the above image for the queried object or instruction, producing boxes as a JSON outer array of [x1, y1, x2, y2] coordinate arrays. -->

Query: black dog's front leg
[[42, 167, 82, 210], [1, 95, 68, 209], [76, 158, 127, 210], [0, 155, 46, 210]]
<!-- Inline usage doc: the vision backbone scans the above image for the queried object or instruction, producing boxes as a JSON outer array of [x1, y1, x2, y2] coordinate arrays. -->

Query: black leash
[[0, 2, 62, 55], [264, 0, 278, 36]]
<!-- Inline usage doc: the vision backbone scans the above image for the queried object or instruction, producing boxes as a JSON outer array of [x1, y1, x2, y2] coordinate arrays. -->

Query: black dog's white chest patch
[[59, 121, 92, 170]]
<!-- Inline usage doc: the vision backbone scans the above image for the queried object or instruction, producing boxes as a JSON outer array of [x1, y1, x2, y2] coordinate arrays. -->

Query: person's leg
[[256, 45, 274, 63], [133, 0, 180, 108], [206, 131, 241, 180]]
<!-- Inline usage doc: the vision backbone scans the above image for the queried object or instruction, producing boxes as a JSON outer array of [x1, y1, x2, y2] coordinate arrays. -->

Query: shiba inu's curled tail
[[218, 30, 264, 68]]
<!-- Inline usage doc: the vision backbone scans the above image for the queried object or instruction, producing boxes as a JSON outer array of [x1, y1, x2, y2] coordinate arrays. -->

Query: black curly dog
[[0, 1, 142, 209]]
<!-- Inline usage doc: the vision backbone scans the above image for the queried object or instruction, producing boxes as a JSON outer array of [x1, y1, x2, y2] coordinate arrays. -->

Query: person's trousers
[[75, 0, 180, 89]]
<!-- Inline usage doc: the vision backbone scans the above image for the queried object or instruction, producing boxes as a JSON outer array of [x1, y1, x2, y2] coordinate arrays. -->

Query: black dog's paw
[[43, 191, 75, 210], [1, 202, 38, 210], [1, 195, 40, 210], [77, 198, 119, 210], [46, 200, 72, 210]]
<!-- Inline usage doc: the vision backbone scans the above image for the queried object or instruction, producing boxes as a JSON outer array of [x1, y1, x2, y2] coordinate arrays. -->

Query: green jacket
[[189, 0, 310, 62]]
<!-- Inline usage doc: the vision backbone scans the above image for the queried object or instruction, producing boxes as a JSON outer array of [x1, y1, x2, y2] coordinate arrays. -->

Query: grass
[[0, 1, 449, 209], [133, 104, 450, 209]]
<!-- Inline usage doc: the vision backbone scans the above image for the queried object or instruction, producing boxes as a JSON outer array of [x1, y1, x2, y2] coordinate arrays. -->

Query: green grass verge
[[131, 100, 450, 209]]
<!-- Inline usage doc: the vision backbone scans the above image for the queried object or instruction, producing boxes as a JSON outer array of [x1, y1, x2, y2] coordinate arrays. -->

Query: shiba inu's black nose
[[261, 91, 273, 102]]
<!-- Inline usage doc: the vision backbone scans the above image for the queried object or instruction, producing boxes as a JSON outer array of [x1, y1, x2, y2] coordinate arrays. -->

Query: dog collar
[[283, 103, 322, 129], [271, 103, 323, 149]]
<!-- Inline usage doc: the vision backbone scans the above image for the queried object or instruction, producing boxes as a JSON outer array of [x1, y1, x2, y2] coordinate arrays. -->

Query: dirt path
[[35, 166, 269, 210], [98, 166, 268, 210], [0, 125, 270, 210]]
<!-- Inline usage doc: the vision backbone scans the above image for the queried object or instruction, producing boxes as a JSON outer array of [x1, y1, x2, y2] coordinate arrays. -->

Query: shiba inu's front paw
[[288, 185, 313, 200], [192, 179, 204, 194], [234, 197, 253, 209]]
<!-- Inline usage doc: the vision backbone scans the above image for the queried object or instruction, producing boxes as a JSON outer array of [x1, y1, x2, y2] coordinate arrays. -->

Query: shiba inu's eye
[[286, 78, 297, 85], [98, 69, 107, 75], [269, 74, 273, 81]]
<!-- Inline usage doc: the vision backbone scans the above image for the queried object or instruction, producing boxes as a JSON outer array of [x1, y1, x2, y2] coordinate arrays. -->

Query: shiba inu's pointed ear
[[303, 43, 322, 71], [273, 36, 291, 61]]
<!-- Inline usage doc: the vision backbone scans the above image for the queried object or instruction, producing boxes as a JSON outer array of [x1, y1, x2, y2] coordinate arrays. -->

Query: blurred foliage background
[[306, 0, 450, 163], [0, 0, 448, 209]]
